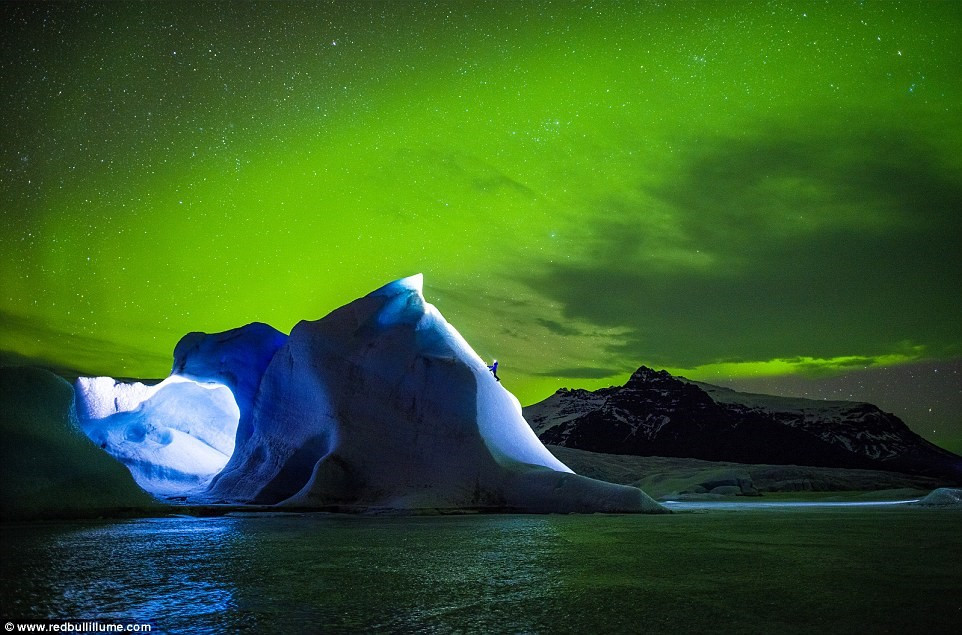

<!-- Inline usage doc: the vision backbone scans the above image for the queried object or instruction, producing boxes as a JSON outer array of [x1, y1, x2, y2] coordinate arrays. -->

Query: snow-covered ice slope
[[918, 487, 962, 507]]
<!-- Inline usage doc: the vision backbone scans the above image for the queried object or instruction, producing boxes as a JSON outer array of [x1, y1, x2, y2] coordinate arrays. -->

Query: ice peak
[[398, 273, 423, 292], [366, 274, 428, 328], [369, 273, 424, 300]]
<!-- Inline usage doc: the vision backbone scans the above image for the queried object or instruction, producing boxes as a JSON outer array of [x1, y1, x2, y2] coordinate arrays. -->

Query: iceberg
[[0, 367, 154, 519], [72, 275, 665, 513], [917, 487, 962, 507]]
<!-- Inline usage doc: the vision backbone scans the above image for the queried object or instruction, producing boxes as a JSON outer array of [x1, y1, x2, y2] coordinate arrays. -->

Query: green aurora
[[2, 2, 961, 451]]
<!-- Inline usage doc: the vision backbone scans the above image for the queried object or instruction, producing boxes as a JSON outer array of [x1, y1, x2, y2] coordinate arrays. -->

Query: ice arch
[[75, 374, 241, 497], [74, 322, 288, 499]]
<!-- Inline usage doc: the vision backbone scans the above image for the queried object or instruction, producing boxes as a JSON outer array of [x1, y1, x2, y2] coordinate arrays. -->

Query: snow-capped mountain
[[523, 366, 962, 483]]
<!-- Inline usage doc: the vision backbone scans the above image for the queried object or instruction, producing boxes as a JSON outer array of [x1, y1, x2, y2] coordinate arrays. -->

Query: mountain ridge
[[523, 366, 962, 484]]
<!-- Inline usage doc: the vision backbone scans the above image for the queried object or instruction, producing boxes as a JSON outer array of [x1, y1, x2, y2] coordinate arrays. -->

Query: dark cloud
[[535, 317, 583, 336], [0, 349, 85, 380], [391, 147, 539, 199], [470, 172, 537, 197], [521, 119, 962, 368], [533, 366, 624, 379], [788, 355, 892, 376], [0, 309, 172, 377], [431, 285, 539, 312]]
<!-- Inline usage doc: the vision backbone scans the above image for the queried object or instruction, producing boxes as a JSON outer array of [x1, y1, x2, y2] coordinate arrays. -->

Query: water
[[2, 509, 961, 633], [662, 498, 922, 511]]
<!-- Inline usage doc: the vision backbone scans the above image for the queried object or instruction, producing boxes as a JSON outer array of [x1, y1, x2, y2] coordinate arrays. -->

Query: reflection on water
[[1, 515, 567, 633], [2, 510, 960, 633], [3, 518, 247, 631]]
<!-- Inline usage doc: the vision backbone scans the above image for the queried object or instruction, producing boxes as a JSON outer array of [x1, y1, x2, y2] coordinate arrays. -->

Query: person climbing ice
[[487, 359, 500, 382]]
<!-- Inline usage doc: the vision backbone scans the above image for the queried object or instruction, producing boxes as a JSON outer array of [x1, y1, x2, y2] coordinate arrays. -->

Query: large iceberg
[[73, 275, 665, 513]]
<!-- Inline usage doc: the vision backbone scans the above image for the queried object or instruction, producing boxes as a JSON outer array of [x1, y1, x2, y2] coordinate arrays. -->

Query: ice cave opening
[[74, 374, 241, 498]]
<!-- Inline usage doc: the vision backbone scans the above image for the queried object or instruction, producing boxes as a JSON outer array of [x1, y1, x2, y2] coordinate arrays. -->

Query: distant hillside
[[545, 445, 945, 500], [524, 367, 962, 484]]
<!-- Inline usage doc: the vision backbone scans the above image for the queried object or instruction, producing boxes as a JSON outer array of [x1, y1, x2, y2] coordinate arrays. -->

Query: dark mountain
[[523, 366, 962, 484]]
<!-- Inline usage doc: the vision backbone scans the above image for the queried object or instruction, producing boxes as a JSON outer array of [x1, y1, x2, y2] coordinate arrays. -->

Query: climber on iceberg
[[488, 360, 500, 382]]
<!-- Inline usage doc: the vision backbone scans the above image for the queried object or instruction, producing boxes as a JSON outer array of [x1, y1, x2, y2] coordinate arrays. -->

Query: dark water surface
[[2, 508, 961, 633]]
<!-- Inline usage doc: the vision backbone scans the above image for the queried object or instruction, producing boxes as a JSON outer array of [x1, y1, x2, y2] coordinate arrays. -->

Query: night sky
[[2, 2, 960, 452]]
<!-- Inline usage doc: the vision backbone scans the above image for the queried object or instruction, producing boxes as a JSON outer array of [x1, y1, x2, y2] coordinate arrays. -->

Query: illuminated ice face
[[74, 375, 240, 498]]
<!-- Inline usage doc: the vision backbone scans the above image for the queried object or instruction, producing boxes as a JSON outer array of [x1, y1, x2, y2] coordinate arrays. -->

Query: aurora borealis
[[2, 2, 960, 451]]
